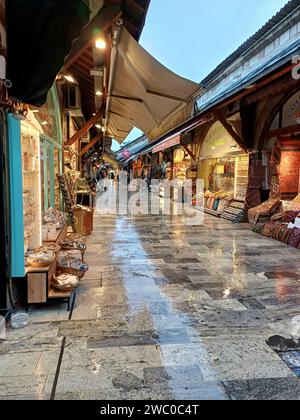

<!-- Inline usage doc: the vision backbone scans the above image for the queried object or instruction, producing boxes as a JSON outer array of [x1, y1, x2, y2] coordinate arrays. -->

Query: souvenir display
[[222, 201, 246, 223], [61, 239, 87, 261], [57, 254, 88, 279], [43, 208, 66, 228], [52, 274, 79, 292], [248, 199, 281, 226], [21, 125, 42, 253], [26, 250, 56, 268]]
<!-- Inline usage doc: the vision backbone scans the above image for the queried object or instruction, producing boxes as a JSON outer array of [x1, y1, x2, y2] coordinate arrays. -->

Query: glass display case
[[21, 123, 42, 253]]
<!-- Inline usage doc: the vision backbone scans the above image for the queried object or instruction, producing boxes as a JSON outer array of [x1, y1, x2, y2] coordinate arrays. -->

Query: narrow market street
[[1, 191, 300, 400]]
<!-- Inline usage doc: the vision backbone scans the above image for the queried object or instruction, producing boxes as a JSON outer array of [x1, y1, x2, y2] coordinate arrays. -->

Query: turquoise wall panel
[[7, 114, 25, 278]]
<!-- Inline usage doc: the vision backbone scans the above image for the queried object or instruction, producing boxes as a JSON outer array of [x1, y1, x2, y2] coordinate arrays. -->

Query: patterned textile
[[282, 211, 300, 223], [273, 224, 289, 242], [270, 175, 281, 199], [262, 153, 271, 191], [271, 140, 282, 166], [245, 188, 261, 213], [252, 223, 266, 235], [271, 211, 299, 223], [217, 199, 230, 214], [262, 221, 279, 238], [288, 228, 300, 249], [281, 201, 300, 213], [293, 194, 300, 203], [248, 155, 264, 189], [248, 199, 281, 226], [282, 227, 294, 245]]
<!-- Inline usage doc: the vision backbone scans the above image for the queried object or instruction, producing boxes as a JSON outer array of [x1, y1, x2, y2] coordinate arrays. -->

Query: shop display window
[[200, 155, 249, 201], [21, 123, 42, 253]]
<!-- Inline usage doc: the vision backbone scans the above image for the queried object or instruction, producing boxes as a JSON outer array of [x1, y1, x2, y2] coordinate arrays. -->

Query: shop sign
[[121, 149, 131, 159], [282, 91, 300, 127], [152, 134, 181, 154]]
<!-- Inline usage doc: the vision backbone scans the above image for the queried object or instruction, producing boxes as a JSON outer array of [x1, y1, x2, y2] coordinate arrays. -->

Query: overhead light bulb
[[96, 91, 103, 96], [64, 74, 76, 84], [95, 39, 106, 50]]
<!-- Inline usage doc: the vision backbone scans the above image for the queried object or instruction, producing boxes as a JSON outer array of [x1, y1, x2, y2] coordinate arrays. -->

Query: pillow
[[293, 194, 300, 203], [252, 223, 265, 235], [288, 228, 300, 249], [262, 221, 279, 239], [273, 224, 289, 242], [282, 227, 294, 244], [281, 201, 300, 212]]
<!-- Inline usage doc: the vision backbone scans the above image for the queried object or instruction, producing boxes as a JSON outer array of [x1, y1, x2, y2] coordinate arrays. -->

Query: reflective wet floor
[[1, 196, 300, 400]]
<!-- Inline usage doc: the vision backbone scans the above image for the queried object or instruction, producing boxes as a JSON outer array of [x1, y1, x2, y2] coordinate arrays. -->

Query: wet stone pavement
[[1, 197, 300, 400]]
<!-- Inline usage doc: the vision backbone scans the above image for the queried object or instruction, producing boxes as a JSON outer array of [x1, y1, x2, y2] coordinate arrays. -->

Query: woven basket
[[57, 256, 88, 279]]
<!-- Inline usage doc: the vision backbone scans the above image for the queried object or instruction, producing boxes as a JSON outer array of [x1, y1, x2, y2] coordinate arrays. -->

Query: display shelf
[[43, 223, 67, 245], [26, 250, 76, 311]]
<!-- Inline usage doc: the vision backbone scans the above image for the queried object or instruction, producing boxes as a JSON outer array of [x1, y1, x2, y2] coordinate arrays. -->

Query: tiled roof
[[201, 0, 300, 87]]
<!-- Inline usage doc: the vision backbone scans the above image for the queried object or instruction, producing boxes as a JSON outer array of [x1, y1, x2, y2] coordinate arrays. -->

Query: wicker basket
[[57, 256, 88, 279]]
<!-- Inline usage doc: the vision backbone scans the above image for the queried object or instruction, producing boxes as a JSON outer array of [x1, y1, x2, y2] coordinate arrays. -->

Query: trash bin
[[73, 205, 94, 236]]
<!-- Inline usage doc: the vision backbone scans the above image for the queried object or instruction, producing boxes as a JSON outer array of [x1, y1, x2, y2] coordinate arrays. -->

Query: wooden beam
[[80, 133, 103, 157], [214, 110, 247, 152], [64, 4, 122, 70], [66, 109, 103, 146], [263, 124, 300, 140], [126, 0, 146, 13], [181, 144, 197, 161], [146, 89, 190, 104]]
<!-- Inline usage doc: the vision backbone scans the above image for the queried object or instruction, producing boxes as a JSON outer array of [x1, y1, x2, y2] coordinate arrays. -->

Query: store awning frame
[[105, 27, 200, 143]]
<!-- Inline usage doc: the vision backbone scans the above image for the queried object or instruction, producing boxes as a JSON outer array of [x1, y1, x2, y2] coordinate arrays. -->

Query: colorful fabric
[[271, 140, 282, 166], [209, 197, 215, 210], [213, 198, 221, 211], [282, 227, 294, 245], [248, 199, 281, 226], [252, 223, 265, 235], [293, 194, 300, 203], [217, 199, 230, 214], [273, 224, 289, 242], [262, 221, 279, 239], [288, 228, 300, 249], [245, 188, 261, 213], [270, 175, 281, 199], [281, 201, 300, 213], [282, 211, 300, 223]]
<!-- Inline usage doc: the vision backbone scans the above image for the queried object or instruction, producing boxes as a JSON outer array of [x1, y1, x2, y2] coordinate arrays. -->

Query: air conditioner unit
[[66, 85, 81, 109]]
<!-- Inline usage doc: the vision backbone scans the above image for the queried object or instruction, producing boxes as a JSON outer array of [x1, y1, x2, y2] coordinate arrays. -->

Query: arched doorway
[[199, 121, 249, 202], [263, 90, 300, 201]]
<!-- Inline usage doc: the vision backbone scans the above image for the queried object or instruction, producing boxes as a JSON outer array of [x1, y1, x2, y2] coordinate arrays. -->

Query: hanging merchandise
[[57, 174, 76, 232]]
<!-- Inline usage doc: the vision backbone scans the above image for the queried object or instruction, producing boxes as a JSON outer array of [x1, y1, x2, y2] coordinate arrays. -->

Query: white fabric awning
[[106, 28, 199, 143]]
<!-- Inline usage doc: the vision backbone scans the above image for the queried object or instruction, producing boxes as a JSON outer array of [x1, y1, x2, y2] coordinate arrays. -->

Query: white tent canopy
[[106, 28, 200, 143]]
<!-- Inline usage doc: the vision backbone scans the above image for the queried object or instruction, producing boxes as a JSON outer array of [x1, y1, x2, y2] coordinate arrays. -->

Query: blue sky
[[112, 0, 289, 150]]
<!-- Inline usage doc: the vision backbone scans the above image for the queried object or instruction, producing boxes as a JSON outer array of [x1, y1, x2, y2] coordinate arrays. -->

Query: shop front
[[198, 121, 249, 222], [32, 86, 63, 211], [247, 90, 300, 250]]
